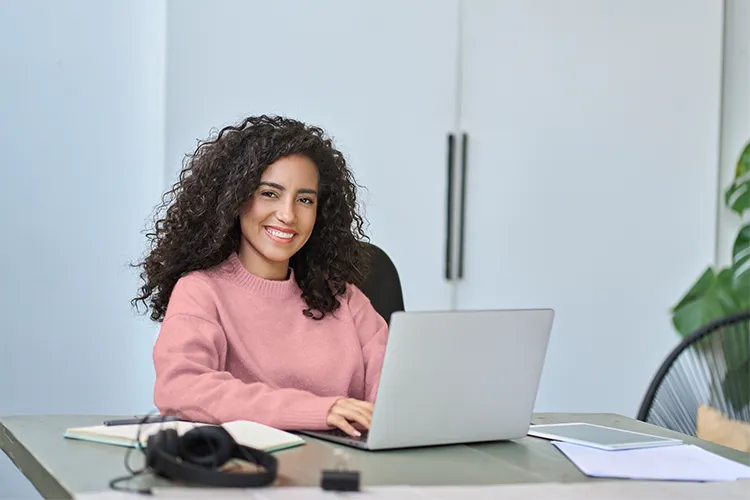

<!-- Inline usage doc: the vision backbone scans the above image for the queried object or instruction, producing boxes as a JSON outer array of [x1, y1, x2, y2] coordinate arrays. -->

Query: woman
[[132, 115, 388, 437]]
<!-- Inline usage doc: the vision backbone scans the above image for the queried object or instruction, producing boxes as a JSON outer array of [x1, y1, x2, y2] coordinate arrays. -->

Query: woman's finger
[[330, 414, 361, 437], [340, 399, 373, 420], [336, 404, 372, 429], [335, 408, 370, 430]]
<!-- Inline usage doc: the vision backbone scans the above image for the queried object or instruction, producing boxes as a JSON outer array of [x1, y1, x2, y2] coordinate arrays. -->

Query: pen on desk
[[103, 416, 181, 426]]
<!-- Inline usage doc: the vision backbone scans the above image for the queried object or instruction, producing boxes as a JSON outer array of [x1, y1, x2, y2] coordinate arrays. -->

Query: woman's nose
[[276, 200, 297, 224]]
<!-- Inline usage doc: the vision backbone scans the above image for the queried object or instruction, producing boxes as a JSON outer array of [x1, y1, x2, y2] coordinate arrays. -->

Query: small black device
[[145, 425, 278, 487], [321, 469, 360, 491], [320, 448, 360, 492]]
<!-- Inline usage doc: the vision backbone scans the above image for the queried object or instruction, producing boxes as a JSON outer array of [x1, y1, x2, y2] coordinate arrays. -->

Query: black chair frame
[[637, 308, 750, 423]]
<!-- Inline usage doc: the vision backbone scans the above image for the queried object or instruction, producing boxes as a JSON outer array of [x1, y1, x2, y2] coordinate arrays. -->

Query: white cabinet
[[166, 0, 725, 416], [453, 0, 724, 415]]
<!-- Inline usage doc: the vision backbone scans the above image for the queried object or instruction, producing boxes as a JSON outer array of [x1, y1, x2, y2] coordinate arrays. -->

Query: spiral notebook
[[63, 420, 305, 452]]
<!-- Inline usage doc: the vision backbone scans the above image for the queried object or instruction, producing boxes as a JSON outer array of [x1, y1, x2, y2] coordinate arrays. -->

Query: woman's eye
[[299, 197, 315, 205], [260, 191, 277, 198]]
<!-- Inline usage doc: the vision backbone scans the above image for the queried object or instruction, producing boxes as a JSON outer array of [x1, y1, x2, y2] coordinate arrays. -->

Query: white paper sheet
[[552, 441, 750, 482]]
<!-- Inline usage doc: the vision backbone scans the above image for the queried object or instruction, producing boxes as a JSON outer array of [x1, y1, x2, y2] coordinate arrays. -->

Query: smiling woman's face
[[237, 154, 320, 280]]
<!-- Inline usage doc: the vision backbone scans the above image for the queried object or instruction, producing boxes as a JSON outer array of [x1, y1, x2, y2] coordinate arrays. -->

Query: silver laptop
[[299, 308, 554, 450]]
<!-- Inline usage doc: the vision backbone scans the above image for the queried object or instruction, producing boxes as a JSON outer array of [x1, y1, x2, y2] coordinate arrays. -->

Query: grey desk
[[2, 413, 748, 499]]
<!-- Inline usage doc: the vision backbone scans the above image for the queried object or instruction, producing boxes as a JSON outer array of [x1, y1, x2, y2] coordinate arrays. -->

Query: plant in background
[[671, 140, 750, 410]]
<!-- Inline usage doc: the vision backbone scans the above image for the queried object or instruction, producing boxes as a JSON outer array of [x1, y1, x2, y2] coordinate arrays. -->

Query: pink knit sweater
[[152, 252, 389, 430]]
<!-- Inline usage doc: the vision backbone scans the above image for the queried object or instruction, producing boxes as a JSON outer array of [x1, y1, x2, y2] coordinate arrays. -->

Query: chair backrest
[[636, 309, 750, 435], [358, 242, 405, 323]]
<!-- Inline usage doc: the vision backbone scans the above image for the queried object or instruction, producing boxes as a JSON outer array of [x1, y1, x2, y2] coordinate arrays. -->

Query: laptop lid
[[365, 308, 554, 450]]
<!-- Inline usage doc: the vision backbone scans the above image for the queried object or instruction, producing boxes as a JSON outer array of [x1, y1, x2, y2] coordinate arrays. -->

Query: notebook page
[[64, 420, 303, 451], [221, 420, 304, 450]]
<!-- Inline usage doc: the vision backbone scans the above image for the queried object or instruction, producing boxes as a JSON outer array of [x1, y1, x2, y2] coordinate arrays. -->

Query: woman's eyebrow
[[259, 181, 317, 195]]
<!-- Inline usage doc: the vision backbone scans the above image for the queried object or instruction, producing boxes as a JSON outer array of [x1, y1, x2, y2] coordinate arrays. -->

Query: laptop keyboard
[[326, 428, 369, 441]]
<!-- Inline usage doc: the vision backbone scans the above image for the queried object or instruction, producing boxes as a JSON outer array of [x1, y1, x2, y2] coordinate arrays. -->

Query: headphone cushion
[[162, 428, 181, 457], [146, 428, 180, 468], [179, 426, 234, 467]]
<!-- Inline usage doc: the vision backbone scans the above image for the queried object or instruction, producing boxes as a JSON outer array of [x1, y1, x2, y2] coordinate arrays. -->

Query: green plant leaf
[[725, 141, 750, 216], [736, 141, 750, 177], [731, 223, 750, 307], [671, 267, 742, 337]]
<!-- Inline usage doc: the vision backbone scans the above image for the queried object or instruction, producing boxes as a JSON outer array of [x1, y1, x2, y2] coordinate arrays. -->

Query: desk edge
[[0, 421, 74, 499]]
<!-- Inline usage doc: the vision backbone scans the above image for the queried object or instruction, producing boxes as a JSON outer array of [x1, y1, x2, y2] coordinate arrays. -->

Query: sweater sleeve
[[348, 286, 390, 403], [152, 277, 341, 431]]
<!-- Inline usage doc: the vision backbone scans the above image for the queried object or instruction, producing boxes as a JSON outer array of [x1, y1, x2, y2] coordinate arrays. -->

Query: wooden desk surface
[[2, 413, 748, 499]]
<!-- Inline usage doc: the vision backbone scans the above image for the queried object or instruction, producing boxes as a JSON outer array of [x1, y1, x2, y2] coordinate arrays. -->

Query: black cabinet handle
[[445, 133, 455, 281], [457, 132, 468, 279]]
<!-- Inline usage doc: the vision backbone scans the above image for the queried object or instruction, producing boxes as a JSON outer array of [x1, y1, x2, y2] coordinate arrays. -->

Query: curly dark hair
[[132, 115, 370, 322]]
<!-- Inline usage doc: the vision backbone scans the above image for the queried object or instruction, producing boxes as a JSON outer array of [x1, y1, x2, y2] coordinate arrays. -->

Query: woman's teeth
[[267, 228, 294, 239]]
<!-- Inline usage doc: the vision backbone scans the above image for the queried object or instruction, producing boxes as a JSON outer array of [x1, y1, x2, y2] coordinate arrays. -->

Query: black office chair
[[636, 309, 750, 436], [358, 242, 405, 324]]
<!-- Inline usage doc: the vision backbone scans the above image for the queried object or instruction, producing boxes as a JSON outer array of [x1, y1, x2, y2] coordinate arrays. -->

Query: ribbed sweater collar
[[218, 252, 300, 299]]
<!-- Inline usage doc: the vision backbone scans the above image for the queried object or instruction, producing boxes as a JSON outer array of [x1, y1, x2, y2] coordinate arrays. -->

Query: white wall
[[0, 1, 166, 497], [716, 0, 750, 268]]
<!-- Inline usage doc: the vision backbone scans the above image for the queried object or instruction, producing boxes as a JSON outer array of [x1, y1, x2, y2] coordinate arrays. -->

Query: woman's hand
[[326, 398, 373, 437]]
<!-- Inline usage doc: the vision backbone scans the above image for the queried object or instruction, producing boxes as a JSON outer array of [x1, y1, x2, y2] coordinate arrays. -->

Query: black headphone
[[145, 425, 278, 487]]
